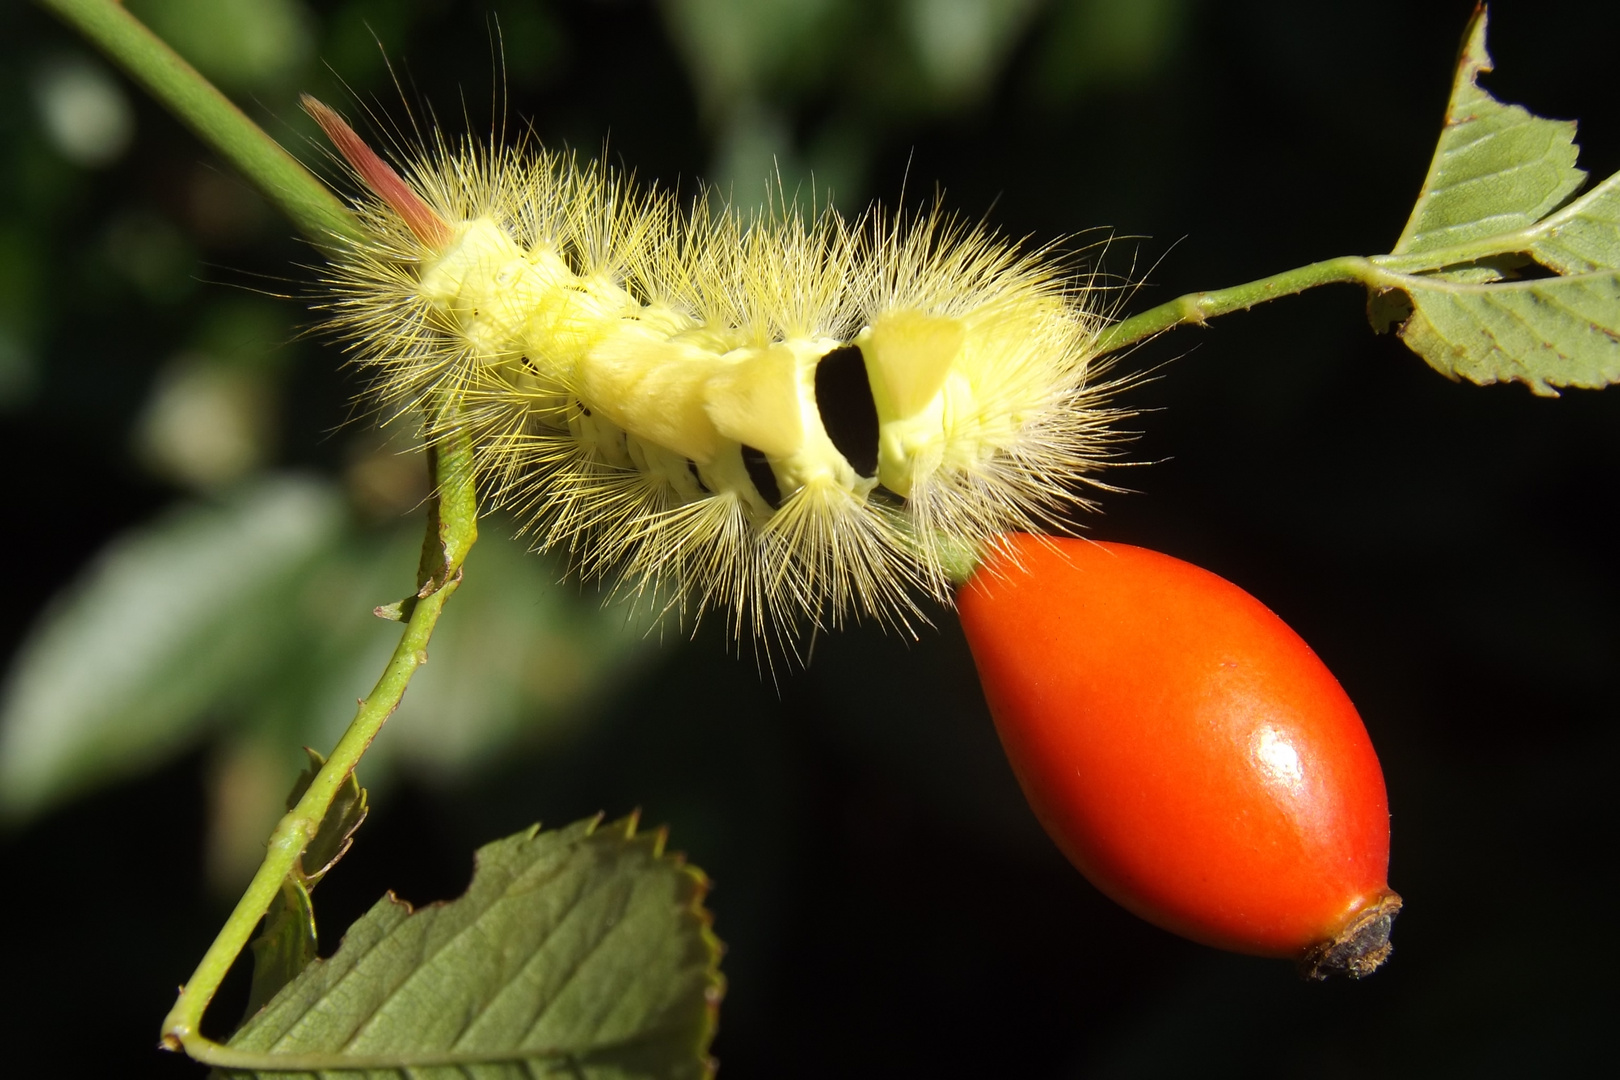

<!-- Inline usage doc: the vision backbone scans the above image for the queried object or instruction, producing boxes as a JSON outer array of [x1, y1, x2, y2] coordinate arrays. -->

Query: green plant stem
[[36, 0, 359, 244], [33, 0, 480, 1062], [160, 433, 477, 1061], [1094, 256, 1381, 356]]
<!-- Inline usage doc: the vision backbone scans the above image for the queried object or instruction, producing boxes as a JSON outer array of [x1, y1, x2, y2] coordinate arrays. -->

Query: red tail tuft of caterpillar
[[302, 95, 452, 249]]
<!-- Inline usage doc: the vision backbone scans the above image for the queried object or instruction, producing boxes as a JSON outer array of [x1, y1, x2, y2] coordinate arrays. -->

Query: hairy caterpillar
[[306, 98, 1129, 650]]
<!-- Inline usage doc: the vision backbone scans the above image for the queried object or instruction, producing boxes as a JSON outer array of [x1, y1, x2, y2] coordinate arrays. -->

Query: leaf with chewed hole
[[221, 815, 723, 1080], [1367, 7, 1620, 394], [1389, 10, 1584, 258], [1368, 269, 1620, 394]]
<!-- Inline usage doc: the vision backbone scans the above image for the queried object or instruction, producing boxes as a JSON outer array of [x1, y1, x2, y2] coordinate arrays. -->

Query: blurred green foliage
[[659, 0, 1192, 209], [0, 475, 653, 885], [0, 0, 1193, 885], [126, 0, 317, 92], [3, 1, 1617, 1078]]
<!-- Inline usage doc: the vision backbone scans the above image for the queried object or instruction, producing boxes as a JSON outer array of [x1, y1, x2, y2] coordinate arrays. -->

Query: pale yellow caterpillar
[[306, 98, 1129, 650]]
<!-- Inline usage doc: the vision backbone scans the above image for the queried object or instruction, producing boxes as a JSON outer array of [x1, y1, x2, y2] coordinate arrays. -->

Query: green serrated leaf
[[1391, 6, 1585, 256], [1374, 270, 1620, 395], [243, 876, 319, 1023], [284, 748, 368, 887], [1526, 171, 1620, 273], [1362, 6, 1620, 394], [222, 815, 723, 1079]]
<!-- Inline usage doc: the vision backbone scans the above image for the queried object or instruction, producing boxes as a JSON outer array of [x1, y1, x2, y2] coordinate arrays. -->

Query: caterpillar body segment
[[308, 100, 1128, 650]]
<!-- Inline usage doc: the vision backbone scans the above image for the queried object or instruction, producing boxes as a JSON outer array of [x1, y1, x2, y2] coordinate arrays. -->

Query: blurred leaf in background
[[1, 0, 1168, 882], [657, 0, 1191, 210], [0, 470, 655, 889], [126, 0, 317, 94], [134, 298, 289, 490], [0, 477, 345, 820], [901, 0, 1042, 104], [30, 50, 135, 168], [1031, 0, 1190, 104], [5, 47, 136, 412], [0, 0, 671, 896]]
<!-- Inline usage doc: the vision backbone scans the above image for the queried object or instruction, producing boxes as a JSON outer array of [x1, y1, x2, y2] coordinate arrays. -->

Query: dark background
[[3, 0, 1616, 1076]]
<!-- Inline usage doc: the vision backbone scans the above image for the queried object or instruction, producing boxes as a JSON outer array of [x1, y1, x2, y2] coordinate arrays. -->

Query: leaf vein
[[510, 873, 638, 1048]]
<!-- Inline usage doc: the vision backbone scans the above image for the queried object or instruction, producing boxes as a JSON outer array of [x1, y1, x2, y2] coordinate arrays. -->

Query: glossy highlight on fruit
[[958, 536, 1400, 978]]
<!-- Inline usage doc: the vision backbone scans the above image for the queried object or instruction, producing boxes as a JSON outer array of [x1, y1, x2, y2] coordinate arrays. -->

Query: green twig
[[160, 432, 477, 1060], [1094, 256, 1380, 356], [36, 0, 359, 244], [34, 0, 478, 1062]]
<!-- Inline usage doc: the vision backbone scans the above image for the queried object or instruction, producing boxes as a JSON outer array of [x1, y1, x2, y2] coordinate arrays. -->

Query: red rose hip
[[958, 536, 1400, 978]]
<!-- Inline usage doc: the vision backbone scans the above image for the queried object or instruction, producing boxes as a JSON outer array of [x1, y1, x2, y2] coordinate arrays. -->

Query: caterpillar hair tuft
[[305, 97, 1135, 656]]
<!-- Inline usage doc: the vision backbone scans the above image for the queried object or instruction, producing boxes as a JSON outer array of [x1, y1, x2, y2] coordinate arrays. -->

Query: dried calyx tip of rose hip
[[1299, 891, 1403, 981]]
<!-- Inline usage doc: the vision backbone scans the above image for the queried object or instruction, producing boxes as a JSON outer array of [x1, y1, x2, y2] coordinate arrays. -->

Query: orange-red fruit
[[958, 537, 1399, 978]]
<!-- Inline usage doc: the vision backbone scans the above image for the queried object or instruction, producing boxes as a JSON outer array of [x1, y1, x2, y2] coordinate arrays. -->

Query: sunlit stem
[[159, 432, 478, 1060], [32, 0, 480, 1062], [1094, 256, 1384, 356]]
